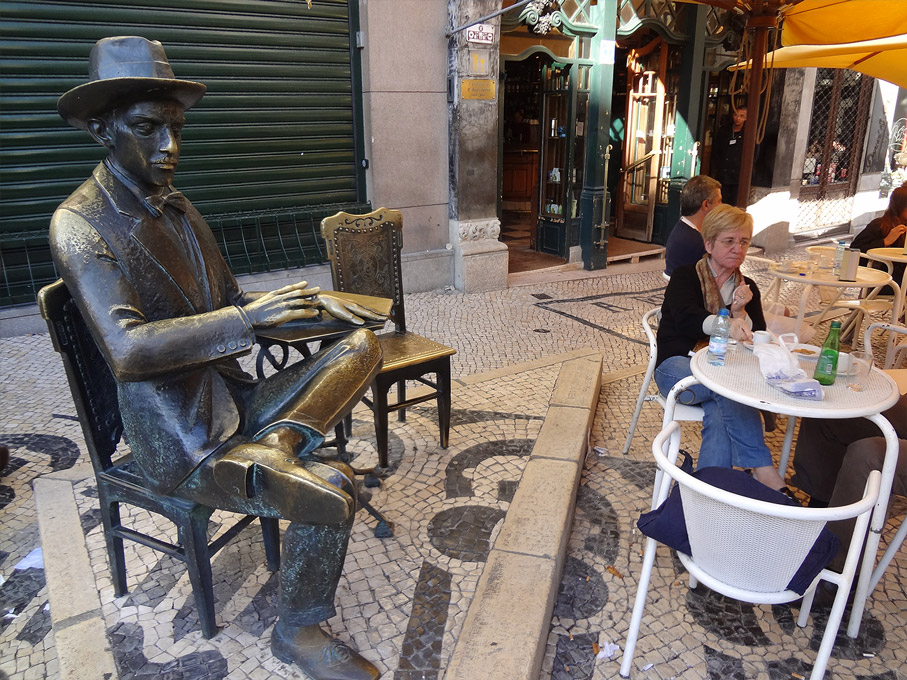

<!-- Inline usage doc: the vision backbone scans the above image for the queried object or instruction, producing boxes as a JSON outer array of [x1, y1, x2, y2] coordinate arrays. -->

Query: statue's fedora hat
[[58, 36, 206, 130]]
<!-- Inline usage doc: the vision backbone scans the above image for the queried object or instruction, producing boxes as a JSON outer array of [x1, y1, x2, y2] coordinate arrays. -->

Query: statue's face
[[105, 99, 186, 192]]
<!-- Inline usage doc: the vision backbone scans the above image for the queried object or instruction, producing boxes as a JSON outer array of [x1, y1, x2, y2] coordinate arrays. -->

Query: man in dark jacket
[[50, 36, 382, 680], [663, 175, 722, 276], [710, 106, 748, 205]]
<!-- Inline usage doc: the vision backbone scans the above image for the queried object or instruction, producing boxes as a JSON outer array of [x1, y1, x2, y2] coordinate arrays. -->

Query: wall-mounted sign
[[466, 23, 495, 44], [469, 49, 490, 76], [461, 79, 496, 100]]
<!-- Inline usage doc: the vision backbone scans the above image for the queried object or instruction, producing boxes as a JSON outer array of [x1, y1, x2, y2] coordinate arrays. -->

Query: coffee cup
[[753, 330, 772, 345], [837, 352, 853, 373]]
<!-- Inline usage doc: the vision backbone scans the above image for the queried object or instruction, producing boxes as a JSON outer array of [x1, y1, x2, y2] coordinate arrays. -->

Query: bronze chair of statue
[[320, 208, 456, 469], [38, 279, 281, 639]]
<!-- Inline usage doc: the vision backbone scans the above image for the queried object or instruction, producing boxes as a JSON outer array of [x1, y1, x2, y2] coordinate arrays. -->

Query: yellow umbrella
[[680, 0, 907, 204], [732, 33, 907, 89], [780, 0, 907, 46]]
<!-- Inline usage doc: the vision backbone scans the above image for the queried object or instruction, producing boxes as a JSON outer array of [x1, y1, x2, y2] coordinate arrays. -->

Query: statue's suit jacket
[[50, 162, 257, 493]]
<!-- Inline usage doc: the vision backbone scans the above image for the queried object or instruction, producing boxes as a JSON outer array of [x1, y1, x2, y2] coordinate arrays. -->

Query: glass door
[[616, 39, 678, 242], [537, 62, 573, 256]]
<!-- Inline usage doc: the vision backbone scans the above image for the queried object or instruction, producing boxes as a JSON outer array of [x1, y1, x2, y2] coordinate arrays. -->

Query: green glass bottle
[[812, 321, 841, 386]]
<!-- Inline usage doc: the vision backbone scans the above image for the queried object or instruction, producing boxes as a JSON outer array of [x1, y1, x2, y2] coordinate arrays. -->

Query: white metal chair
[[621, 420, 881, 680], [864, 321, 907, 371], [860, 322, 907, 597], [622, 308, 703, 455], [826, 250, 900, 344]]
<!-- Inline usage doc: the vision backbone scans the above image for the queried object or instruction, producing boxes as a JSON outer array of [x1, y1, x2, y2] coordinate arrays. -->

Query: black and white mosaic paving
[[3, 253, 905, 679]]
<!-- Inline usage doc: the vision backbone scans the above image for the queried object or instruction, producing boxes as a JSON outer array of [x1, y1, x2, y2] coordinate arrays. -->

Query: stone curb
[[34, 350, 603, 680], [445, 352, 603, 680], [33, 475, 117, 680]]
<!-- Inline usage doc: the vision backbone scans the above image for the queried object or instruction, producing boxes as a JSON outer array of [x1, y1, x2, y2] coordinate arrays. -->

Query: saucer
[[790, 343, 821, 361], [743, 340, 777, 352]]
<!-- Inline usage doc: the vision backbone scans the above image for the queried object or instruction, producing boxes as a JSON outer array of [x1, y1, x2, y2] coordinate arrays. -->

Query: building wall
[[358, 0, 455, 293]]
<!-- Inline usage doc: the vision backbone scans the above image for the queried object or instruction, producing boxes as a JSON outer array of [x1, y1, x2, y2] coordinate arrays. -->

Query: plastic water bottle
[[833, 240, 846, 275], [813, 320, 841, 386], [706, 308, 731, 366]]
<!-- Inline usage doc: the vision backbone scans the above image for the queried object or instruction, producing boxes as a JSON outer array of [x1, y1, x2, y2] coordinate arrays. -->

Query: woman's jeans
[[654, 355, 773, 470]]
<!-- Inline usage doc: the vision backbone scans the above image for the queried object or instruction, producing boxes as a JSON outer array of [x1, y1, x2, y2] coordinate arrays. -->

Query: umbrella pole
[[737, 14, 777, 208]]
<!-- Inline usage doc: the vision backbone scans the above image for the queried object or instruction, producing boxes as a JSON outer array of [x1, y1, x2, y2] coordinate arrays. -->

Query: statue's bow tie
[[144, 191, 189, 217]]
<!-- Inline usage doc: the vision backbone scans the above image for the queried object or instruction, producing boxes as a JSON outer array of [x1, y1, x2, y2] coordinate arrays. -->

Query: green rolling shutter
[[0, 0, 367, 305]]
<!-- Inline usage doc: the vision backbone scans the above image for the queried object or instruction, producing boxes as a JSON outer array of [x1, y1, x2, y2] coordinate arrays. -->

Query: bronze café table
[[661, 345, 900, 639]]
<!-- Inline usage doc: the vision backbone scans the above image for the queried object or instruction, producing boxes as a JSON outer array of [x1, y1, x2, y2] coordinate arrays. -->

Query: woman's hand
[[883, 223, 907, 246], [730, 283, 753, 316], [729, 317, 753, 342]]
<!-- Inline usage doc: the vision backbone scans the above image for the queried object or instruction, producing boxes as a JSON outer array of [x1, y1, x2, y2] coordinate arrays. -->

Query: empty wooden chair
[[321, 208, 456, 468]]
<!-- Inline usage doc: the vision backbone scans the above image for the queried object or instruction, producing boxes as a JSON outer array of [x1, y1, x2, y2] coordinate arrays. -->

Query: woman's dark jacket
[[656, 263, 766, 368], [851, 217, 905, 294]]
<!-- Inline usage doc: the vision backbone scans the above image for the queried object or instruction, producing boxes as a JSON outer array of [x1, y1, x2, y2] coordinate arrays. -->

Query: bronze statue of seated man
[[51, 36, 383, 680]]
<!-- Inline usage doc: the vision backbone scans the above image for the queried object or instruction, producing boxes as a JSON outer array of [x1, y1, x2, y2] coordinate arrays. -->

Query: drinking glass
[[847, 351, 873, 392]]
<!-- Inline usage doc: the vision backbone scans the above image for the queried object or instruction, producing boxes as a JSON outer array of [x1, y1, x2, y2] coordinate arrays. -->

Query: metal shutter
[[0, 0, 367, 305]]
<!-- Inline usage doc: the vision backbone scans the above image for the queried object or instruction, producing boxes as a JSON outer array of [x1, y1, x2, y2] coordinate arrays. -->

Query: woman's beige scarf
[[695, 254, 744, 315]]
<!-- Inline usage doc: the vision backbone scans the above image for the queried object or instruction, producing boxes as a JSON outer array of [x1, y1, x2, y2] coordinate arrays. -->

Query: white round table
[[768, 263, 891, 338]]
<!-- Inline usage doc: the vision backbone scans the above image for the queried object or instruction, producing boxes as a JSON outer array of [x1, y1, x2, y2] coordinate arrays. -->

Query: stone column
[[448, 0, 509, 292]]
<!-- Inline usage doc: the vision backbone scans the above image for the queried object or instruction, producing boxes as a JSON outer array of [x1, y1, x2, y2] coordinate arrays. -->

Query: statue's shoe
[[271, 624, 379, 680]]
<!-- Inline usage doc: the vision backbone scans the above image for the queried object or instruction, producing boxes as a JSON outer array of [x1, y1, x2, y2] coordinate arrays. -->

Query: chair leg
[[374, 382, 390, 468], [102, 499, 128, 596], [396, 380, 406, 422], [869, 516, 907, 593], [620, 537, 659, 677], [180, 512, 218, 639], [438, 361, 452, 449], [260, 517, 281, 571], [333, 421, 347, 458], [809, 581, 854, 679], [622, 380, 653, 455], [359, 495, 394, 538]]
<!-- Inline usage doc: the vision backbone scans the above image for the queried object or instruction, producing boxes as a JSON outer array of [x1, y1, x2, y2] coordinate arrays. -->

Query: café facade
[[1, 0, 904, 311]]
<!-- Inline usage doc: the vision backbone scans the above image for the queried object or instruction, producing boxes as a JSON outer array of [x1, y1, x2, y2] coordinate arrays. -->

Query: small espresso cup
[[837, 352, 853, 373], [753, 330, 772, 345]]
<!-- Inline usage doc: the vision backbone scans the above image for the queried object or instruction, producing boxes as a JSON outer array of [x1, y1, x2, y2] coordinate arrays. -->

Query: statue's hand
[[316, 293, 388, 326], [242, 281, 322, 328]]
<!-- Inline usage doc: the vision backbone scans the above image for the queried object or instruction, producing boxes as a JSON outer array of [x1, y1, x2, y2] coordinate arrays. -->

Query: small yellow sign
[[461, 79, 496, 100]]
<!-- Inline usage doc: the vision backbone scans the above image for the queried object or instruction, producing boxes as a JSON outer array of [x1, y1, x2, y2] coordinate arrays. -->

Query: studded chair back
[[321, 207, 407, 333]]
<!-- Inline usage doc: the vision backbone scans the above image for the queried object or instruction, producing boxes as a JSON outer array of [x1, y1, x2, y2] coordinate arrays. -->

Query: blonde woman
[[654, 204, 791, 496]]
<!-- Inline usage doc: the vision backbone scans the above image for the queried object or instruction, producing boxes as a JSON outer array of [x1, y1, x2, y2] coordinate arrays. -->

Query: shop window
[[795, 69, 872, 234]]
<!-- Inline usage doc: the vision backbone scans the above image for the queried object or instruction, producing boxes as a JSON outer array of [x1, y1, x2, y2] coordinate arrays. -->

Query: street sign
[[466, 23, 495, 44]]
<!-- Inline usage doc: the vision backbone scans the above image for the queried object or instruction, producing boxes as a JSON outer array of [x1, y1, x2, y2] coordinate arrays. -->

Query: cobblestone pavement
[[1, 247, 905, 679]]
